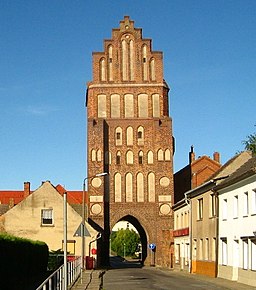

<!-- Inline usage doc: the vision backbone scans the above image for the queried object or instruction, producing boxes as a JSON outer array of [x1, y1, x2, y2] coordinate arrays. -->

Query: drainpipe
[[215, 190, 219, 278]]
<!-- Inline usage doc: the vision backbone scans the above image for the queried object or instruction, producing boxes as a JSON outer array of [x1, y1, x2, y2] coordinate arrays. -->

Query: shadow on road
[[108, 256, 143, 269]]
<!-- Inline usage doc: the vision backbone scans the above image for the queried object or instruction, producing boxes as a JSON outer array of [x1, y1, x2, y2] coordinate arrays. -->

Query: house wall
[[218, 175, 256, 287], [173, 203, 190, 271], [191, 190, 217, 277], [0, 182, 98, 256]]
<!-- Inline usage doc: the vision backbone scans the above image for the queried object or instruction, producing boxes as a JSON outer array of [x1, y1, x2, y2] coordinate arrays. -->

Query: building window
[[91, 149, 96, 162], [222, 198, 228, 220], [126, 150, 133, 165], [147, 150, 154, 164], [157, 149, 164, 161], [198, 198, 203, 220], [41, 209, 53, 226], [148, 172, 155, 202], [210, 194, 216, 217], [126, 126, 133, 146], [233, 195, 238, 218], [115, 127, 122, 146], [175, 244, 180, 264], [251, 239, 256, 271], [199, 239, 203, 260], [116, 151, 121, 165], [243, 192, 249, 216], [114, 173, 122, 202], [243, 239, 249, 269], [205, 238, 209, 261], [97, 149, 102, 162], [175, 214, 179, 230], [212, 238, 216, 261], [125, 173, 133, 202], [62, 240, 76, 255], [137, 126, 144, 145], [221, 238, 228, 265], [252, 189, 256, 214], [138, 151, 143, 164], [137, 172, 144, 202]]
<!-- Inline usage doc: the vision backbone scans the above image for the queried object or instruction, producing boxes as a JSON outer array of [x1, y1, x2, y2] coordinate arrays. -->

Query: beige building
[[0, 181, 98, 256], [186, 151, 252, 277]]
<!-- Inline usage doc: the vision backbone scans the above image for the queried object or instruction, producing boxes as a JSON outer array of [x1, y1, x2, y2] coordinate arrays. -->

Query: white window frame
[[41, 209, 53, 226], [198, 198, 203, 220], [221, 238, 228, 266], [251, 239, 256, 271], [251, 189, 256, 215], [243, 239, 249, 269], [243, 192, 249, 217], [222, 198, 228, 220], [233, 195, 238, 218]]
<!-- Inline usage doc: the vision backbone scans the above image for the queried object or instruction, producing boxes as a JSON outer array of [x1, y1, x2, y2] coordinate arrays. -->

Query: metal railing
[[36, 256, 81, 290]]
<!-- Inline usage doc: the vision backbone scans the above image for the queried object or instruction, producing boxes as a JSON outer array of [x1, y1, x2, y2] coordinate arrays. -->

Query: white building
[[216, 156, 256, 287], [172, 198, 190, 271]]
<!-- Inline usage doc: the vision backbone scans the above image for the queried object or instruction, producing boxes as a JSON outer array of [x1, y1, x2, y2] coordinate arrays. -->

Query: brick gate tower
[[86, 16, 174, 267]]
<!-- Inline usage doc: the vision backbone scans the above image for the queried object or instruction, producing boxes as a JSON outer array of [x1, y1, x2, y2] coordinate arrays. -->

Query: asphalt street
[[102, 257, 256, 290]]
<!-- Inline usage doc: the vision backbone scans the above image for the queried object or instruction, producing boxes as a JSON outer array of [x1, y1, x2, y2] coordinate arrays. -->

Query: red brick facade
[[174, 146, 221, 203], [86, 16, 174, 267]]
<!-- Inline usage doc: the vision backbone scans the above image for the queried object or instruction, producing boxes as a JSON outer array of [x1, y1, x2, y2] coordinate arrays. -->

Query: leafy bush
[[0, 233, 49, 290]]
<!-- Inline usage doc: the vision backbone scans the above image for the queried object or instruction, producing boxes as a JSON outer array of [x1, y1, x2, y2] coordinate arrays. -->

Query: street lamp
[[81, 172, 108, 269]]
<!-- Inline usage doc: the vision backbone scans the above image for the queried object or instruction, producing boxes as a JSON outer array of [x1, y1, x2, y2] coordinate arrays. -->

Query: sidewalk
[[70, 269, 104, 290], [153, 267, 256, 290]]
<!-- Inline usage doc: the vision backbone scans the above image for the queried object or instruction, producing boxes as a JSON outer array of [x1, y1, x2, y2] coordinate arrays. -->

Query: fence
[[36, 256, 81, 290]]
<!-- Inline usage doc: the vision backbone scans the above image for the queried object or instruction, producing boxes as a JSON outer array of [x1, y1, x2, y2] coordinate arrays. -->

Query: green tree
[[243, 130, 256, 155], [110, 228, 140, 257]]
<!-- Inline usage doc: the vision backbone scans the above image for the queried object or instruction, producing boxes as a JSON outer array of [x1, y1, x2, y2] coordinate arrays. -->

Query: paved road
[[102, 257, 256, 290]]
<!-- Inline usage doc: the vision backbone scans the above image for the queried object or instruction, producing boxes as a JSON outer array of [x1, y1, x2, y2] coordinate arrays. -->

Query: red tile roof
[[0, 184, 86, 206], [55, 184, 84, 204], [0, 191, 29, 205]]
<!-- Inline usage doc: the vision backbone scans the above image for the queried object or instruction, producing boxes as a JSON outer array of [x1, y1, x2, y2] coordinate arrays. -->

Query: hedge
[[0, 233, 49, 290]]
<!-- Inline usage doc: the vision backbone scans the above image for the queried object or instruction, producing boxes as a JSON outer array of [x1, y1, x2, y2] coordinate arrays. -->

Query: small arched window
[[100, 58, 106, 81], [150, 58, 156, 81], [97, 149, 102, 162], [157, 149, 164, 161], [148, 172, 155, 202], [116, 151, 121, 165], [165, 149, 171, 161], [137, 126, 144, 145], [147, 151, 154, 164], [137, 172, 144, 202], [125, 173, 133, 202], [108, 45, 113, 81], [111, 94, 120, 118], [114, 173, 121, 202], [138, 151, 143, 164], [91, 149, 96, 162], [126, 126, 133, 146], [115, 127, 122, 146], [126, 150, 134, 165]]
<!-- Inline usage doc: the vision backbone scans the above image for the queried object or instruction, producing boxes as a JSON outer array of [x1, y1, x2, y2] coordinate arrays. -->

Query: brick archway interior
[[112, 214, 148, 264]]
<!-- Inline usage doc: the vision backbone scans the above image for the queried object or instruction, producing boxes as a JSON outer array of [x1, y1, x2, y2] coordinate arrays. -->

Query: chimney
[[9, 198, 14, 209], [213, 152, 220, 163], [24, 182, 31, 198], [189, 145, 195, 164]]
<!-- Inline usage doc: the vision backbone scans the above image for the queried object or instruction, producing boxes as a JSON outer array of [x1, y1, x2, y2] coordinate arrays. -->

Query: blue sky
[[1, 1, 255, 190]]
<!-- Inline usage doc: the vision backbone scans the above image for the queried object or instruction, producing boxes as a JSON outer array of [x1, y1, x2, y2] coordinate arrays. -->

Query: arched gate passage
[[111, 215, 148, 264]]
